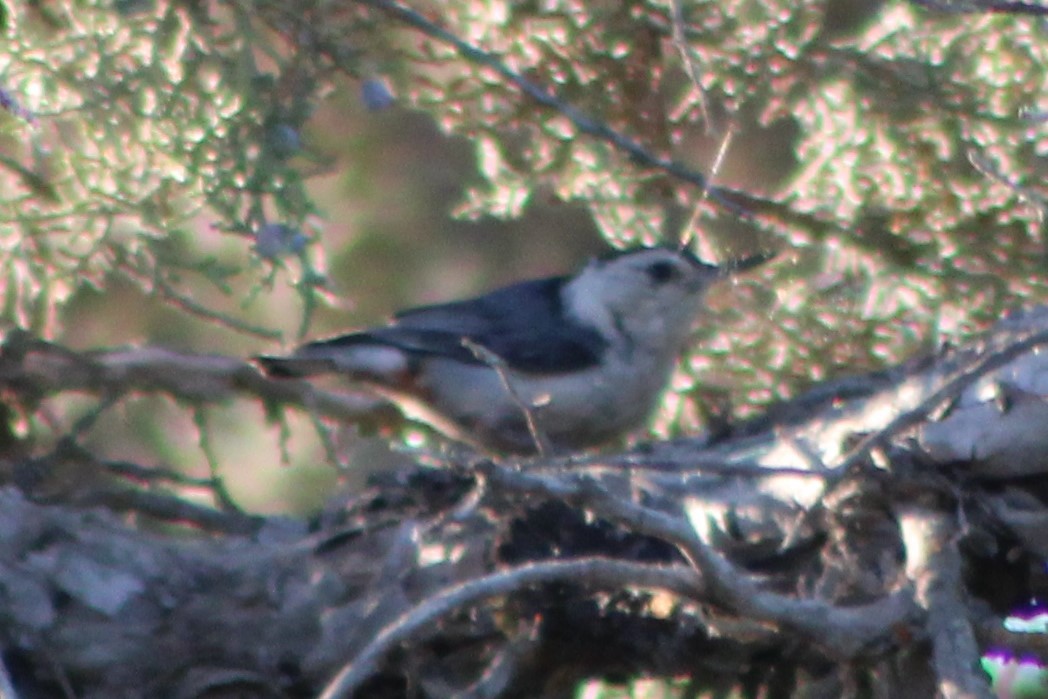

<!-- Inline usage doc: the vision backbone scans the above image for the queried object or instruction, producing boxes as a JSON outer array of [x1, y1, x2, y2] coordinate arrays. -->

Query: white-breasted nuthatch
[[257, 246, 768, 454]]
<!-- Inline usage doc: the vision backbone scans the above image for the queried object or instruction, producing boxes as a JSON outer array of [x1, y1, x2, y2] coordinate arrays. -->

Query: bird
[[256, 246, 768, 455]]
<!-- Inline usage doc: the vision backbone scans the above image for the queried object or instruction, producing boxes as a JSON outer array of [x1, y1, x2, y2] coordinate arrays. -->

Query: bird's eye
[[647, 260, 678, 284]]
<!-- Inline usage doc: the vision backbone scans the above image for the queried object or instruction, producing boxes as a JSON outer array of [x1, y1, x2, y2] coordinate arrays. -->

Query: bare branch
[[317, 557, 703, 699], [77, 485, 263, 534], [833, 325, 1048, 476], [481, 462, 919, 659], [897, 504, 994, 699], [0, 333, 397, 427], [574, 454, 831, 480]]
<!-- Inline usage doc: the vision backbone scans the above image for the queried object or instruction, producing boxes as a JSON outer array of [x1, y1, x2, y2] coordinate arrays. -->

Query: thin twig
[[192, 407, 241, 513], [35, 440, 262, 534], [77, 487, 262, 535], [668, 0, 713, 134], [968, 148, 1048, 221], [125, 266, 282, 341], [682, 124, 735, 249], [703, 125, 735, 196], [549, 456, 830, 480], [461, 337, 552, 456], [101, 457, 219, 489]]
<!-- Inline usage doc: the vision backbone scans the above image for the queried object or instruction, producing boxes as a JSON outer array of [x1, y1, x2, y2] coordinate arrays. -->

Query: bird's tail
[[256, 335, 410, 382]]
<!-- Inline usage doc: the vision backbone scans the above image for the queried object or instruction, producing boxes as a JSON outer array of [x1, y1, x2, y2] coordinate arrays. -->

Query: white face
[[564, 247, 721, 356]]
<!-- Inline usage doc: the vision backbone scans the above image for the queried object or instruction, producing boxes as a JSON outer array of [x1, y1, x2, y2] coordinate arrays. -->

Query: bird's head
[[563, 246, 768, 356]]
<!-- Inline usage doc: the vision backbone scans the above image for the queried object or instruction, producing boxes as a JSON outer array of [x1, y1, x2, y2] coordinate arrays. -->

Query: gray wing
[[312, 277, 608, 374]]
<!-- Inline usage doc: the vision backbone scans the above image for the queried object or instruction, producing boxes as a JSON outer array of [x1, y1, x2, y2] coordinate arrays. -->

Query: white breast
[[395, 350, 676, 453]]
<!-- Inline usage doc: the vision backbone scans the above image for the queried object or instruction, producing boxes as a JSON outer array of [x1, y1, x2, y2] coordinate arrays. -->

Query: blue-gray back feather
[[309, 277, 607, 373]]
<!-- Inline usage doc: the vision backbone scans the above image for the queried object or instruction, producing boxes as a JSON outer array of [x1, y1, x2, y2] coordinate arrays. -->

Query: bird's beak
[[678, 244, 775, 277], [716, 250, 775, 276]]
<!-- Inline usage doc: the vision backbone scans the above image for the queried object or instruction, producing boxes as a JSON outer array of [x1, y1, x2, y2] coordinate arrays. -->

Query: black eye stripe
[[647, 260, 677, 283]]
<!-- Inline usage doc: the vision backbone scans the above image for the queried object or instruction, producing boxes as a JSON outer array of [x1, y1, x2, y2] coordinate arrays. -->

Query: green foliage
[[0, 0, 327, 337]]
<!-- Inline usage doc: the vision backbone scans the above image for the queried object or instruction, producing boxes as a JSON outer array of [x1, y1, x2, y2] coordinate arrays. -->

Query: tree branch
[[318, 557, 703, 699], [897, 504, 994, 699], [0, 332, 397, 427], [481, 461, 920, 660], [834, 325, 1048, 476]]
